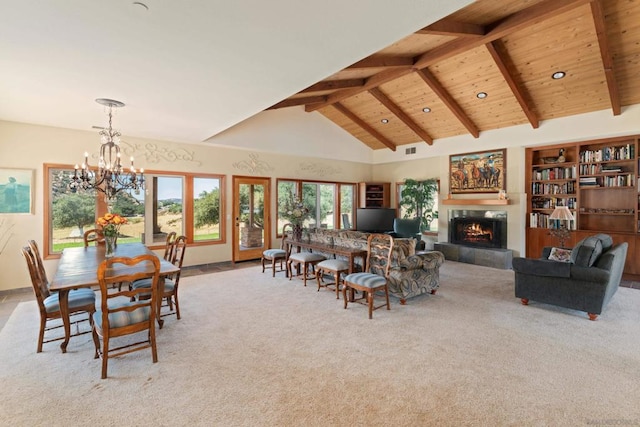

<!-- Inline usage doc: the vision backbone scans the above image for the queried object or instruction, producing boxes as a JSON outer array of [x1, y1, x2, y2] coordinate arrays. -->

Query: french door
[[232, 176, 271, 262]]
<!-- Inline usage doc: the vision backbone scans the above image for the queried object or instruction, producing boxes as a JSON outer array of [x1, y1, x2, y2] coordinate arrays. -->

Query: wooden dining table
[[49, 243, 179, 353]]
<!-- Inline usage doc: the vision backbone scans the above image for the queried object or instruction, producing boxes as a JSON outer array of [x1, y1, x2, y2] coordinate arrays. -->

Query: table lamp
[[549, 206, 575, 248]]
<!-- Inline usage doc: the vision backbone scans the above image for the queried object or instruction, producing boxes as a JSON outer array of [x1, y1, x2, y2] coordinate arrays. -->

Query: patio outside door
[[232, 176, 271, 262]]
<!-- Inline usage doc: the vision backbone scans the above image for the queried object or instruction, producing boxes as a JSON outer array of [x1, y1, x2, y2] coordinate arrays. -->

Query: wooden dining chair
[[92, 254, 161, 379], [342, 233, 393, 319], [21, 245, 96, 353], [131, 235, 187, 319], [27, 239, 48, 285], [83, 228, 105, 247], [315, 258, 349, 299], [261, 223, 292, 277], [163, 231, 177, 261]]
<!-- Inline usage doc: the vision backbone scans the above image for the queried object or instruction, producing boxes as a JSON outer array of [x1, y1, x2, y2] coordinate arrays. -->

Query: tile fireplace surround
[[436, 209, 513, 269]]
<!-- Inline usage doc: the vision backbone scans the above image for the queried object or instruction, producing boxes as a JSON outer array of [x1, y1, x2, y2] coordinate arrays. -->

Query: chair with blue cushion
[[342, 233, 394, 319], [22, 244, 96, 353], [92, 254, 161, 379], [262, 223, 292, 277], [132, 235, 187, 320], [389, 218, 425, 251], [315, 258, 349, 299], [287, 250, 326, 287]]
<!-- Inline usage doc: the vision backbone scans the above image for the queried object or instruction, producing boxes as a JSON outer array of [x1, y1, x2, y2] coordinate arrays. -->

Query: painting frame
[[449, 149, 506, 194], [0, 168, 34, 214]]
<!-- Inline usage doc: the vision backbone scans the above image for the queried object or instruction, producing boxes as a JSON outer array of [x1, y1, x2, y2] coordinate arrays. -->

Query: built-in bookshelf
[[527, 143, 579, 235], [525, 135, 640, 277], [358, 182, 390, 208]]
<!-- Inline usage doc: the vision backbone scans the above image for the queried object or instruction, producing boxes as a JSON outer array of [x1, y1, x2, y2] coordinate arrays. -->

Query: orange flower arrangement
[[97, 213, 127, 237]]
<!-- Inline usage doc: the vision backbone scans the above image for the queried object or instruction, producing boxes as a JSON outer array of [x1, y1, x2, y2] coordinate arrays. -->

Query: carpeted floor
[[1, 261, 639, 426]]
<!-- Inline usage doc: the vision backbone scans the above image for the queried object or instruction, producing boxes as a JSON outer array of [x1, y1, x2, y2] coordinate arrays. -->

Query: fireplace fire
[[449, 210, 507, 249]]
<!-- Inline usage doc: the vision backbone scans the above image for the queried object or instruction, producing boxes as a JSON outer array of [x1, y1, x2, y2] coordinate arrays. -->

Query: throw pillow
[[548, 247, 572, 262]]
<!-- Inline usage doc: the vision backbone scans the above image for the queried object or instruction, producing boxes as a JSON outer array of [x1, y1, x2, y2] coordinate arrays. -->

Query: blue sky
[[134, 176, 219, 201]]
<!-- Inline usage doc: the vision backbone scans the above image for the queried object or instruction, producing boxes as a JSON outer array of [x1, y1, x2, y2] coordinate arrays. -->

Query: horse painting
[[449, 149, 506, 194], [451, 169, 468, 190]]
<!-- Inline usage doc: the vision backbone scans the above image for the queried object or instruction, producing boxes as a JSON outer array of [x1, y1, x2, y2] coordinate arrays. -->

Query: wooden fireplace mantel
[[441, 197, 510, 206]]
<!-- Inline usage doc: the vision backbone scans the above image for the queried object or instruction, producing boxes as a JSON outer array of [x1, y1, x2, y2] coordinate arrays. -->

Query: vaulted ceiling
[[268, 0, 640, 151]]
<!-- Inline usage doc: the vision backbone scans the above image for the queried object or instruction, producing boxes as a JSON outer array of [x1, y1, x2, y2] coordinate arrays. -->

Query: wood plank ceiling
[[267, 0, 640, 151]]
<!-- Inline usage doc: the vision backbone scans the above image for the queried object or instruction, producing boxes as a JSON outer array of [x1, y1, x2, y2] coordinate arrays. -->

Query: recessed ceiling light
[[422, 107, 431, 113], [552, 71, 566, 80], [381, 118, 389, 124], [476, 92, 488, 99]]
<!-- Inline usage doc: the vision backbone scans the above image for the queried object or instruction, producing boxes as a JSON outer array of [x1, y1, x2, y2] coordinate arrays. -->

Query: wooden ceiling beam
[[414, 0, 593, 69], [305, 67, 414, 112], [333, 102, 397, 151], [416, 69, 479, 138], [485, 41, 539, 129], [416, 19, 485, 37], [306, 0, 592, 112], [267, 96, 326, 110], [590, 0, 621, 115], [299, 79, 365, 93], [368, 87, 434, 145], [347, 56, 414, 69]]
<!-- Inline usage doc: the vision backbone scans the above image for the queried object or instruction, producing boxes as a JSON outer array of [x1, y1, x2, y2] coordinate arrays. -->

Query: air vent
[[405, 147, 416, 155]]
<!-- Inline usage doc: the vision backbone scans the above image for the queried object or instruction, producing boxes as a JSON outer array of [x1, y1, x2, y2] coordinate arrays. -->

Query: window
[[44, 164, 225, 258], [276, 179, 355, 235], [193, 177, 223, 241], [396, 179, 439, 232]]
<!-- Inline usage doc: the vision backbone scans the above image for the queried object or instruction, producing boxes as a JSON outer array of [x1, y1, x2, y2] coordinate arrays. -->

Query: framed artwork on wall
[[449, 149, 506, 194], [0, 168, 34, 214]]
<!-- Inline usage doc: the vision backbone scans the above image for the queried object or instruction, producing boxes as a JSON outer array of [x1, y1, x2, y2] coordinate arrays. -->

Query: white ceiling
[[0, 0, 472, 146]]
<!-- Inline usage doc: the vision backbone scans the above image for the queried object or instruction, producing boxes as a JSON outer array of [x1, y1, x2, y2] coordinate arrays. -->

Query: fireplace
[[449, 210, 507, 249]]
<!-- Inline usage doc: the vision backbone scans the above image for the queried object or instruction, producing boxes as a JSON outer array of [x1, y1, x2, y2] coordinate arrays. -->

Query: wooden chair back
[[27, 239, 48, 286], [95, 254, 161, 378], [97, 254, 161, 329], [163, 231, 177, 261], [83, 228, 105, 247], [365, 233, 394, 278], [21, 245, 50, 308], [281, 223, 292, 250], [169, 235, 187, 284]]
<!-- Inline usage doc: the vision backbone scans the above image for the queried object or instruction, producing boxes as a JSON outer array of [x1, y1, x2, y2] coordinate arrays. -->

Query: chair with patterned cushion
[[21, 244, 96, 353], [315, 258, 349, 298], [92, 254, 161, 379], [262, 223, 292, 277], [342, 233, 393, 319], [132, 235, 187, 320], [287, 250, 326, 287]]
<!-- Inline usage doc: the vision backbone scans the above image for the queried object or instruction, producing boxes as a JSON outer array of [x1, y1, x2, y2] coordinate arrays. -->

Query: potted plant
[[399, 178, 438, 232]]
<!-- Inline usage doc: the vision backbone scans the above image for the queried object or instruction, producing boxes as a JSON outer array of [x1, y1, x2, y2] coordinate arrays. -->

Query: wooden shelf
[[441, 198, 510, 206]]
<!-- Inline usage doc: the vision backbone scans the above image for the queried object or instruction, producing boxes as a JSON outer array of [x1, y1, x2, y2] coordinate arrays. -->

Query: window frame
[[43, 163, 226, 259], [275, 178, 356, 237], [395, 179, 440, 233]]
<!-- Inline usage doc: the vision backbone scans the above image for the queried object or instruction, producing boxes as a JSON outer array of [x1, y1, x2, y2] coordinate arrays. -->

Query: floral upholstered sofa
[[302, 228, 445, 304]]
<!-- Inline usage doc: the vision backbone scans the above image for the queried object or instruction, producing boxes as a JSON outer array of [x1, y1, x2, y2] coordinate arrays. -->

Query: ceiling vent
[[405, 147, 416, 155]]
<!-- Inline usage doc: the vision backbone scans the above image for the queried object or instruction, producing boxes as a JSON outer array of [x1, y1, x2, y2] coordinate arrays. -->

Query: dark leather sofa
[[512, 234, 627, 320]]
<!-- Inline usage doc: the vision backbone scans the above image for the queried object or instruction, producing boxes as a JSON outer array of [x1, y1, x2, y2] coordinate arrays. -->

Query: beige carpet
[[1, 261, 639, 426]]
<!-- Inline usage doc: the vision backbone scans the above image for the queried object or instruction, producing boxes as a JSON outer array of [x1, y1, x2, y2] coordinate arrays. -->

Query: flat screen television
[[356, 208, 396, 233]]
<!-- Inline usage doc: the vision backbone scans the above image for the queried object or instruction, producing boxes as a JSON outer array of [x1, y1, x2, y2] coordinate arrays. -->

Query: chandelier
[[69, 98, 145, 201]]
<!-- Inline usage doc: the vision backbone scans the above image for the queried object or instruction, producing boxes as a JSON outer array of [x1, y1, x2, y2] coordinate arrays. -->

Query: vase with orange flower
[[97, 212, 127, 257]]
